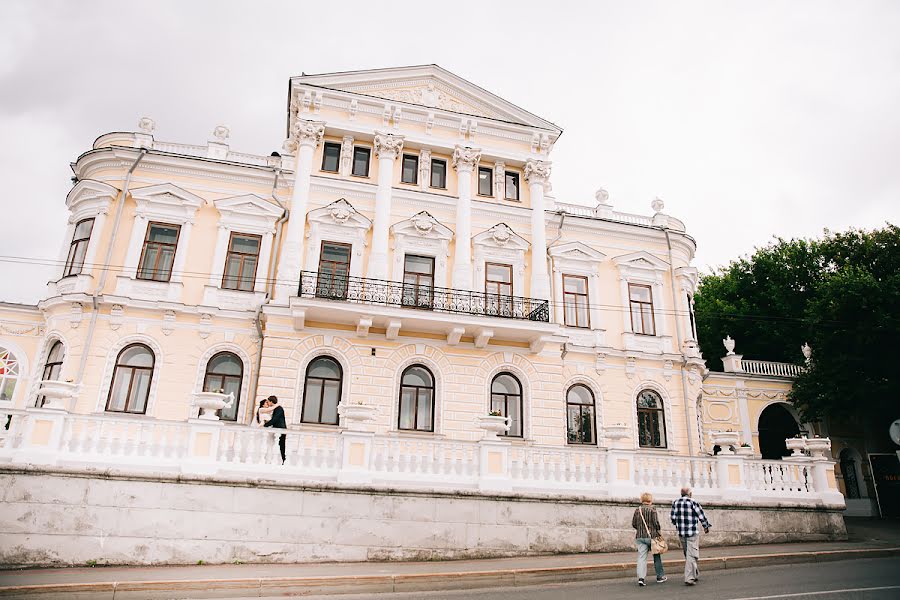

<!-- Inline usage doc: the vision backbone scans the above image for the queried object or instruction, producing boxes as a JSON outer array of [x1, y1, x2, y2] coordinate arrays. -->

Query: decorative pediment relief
[[473, 223, 529, 251], [549, 241, 606, 262], [66, 179, 118, 221], [308, 199, 371, 230], [214, 194, 282, 233], [130, 183, 205, 222], [391, 211, 453, 240], [612, 251, 669, 272]]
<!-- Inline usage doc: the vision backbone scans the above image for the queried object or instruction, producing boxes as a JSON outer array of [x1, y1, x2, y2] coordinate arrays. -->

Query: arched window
[[839, 449, 862, 499], [0, 346, 21, 402], [398, 365, 435, 432], [202, 352, 243, 421], [637, 389, 666, 448], [106, 344, 155, 414], [37, 341, 66, 408], [302, 356, 342, 425], [566, 384, 596, 444], [491, 372, 523, 438]]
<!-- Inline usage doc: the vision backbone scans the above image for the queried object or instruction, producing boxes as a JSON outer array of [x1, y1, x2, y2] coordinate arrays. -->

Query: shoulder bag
[[638, 506, 669, 555]]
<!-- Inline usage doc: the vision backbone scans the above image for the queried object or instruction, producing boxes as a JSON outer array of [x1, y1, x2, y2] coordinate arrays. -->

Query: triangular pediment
[[215, 194, 282, 219], [66, 179, 118, 210], [613, 251, 669, 271], [292, 65, 560, 132], [308, 198, 371, 229], [391, 211, 453, 239], [130, 183, 204, 208], [473, 223, 529, 250], [549, 241, 606, 261]]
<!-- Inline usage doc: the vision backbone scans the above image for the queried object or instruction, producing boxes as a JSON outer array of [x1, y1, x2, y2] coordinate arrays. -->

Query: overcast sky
[[1, 0, 898, 304]]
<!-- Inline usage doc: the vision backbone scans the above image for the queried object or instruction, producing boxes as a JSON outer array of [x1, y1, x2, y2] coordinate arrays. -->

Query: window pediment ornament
[[473, 223, 529, 251], [391, 211, 453, 240], [66, 180, 118, 219], [613, 251, 669, 283], [214, 194, 282, 233], [548, 241, 606, 263], [308, 199, 372, 231], [373, 131, 405, 160], [130, 183, 204, 222]]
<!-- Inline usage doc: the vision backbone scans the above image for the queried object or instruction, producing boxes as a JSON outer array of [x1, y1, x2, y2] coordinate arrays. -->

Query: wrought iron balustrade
[[299, 271, 549, 322]]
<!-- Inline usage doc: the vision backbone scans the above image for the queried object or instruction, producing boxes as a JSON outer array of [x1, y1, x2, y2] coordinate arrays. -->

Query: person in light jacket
[[632, 491, 667, 586]]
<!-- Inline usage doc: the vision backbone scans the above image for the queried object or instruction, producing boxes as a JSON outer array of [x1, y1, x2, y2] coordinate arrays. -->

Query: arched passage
[[758, 403, 800, 460]]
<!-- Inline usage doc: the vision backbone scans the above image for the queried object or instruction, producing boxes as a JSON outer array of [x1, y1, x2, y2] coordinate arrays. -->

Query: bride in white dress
[[253, 399, 275, 426]]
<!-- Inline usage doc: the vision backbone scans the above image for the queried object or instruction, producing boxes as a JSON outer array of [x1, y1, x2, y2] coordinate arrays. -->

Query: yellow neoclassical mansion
[[0, 66, 852, 565]]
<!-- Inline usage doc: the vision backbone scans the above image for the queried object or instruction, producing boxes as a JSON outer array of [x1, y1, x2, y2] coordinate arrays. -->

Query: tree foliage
[[694, 225, 900, 421]]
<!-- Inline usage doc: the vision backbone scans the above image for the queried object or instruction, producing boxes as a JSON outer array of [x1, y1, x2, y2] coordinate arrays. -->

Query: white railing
[[553, 201, 687, 232], [741, 360, 803, 378], [0, 409, 841, 506]]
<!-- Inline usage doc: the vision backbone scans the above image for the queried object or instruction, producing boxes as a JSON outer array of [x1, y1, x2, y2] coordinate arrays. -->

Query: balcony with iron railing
[[287, 271, 558, 351]]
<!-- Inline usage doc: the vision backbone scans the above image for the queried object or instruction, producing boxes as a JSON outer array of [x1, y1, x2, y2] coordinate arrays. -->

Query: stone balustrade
[[0, 407, 844, 507]]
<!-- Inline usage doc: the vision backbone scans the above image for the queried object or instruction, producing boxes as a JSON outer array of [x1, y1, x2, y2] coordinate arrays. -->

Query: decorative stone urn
[[734, 444, 755, 457], [710, 430, 741, 454], [337, 402, 378, 431], [805, 437, 831, 459], [476, 415, 510, 440], [35, 380, 79, 411], [604, 423, 630, 448], [785, 436, 807, 458], [192, 391, 233, 421]]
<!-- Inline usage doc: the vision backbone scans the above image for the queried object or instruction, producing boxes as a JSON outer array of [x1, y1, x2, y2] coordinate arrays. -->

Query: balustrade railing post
[[183, 417, 225, 475], [478, 438, 512, 493], [714, 453, 748, 502], [14, 406, 69, 465], [338, 429, 375, 484], [605, 449, 638, 499]]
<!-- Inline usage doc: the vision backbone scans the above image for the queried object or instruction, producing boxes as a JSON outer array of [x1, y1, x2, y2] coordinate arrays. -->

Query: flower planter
[[36, 380, 79, 411], [785, 437, 807, 458], [734, 445, 755, 457], [709, 431, 741, 454], [477, 415, 510, 440], [805, 437, 831, 459], [192, 391, 233, 421], [338, 403, 378, 431]]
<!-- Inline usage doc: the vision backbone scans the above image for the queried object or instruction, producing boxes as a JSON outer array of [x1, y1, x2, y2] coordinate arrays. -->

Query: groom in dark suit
[[262, 395, 287, 463]]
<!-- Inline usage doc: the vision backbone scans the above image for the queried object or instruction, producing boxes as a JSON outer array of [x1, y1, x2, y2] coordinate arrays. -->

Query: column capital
[[524, 159, 552, 185], [373, 131, 405, 160], [287, 119, 325, 152], [452, 145, 481, 172]]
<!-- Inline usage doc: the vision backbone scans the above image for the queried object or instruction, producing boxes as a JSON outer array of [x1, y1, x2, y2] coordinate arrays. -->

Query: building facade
[[0, 66, 850, 566]]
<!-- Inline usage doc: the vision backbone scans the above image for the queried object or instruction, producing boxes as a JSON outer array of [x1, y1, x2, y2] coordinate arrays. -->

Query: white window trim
[[631, 380, 675, 451], [549, 242, 607, 342], [192, 343, 253, 423], [304, 199, 372, 279], [390, 355, 443, 435], [0, 338, 28, 407], [96, 334, 163, 417], [613, 251, 673, 355], [389, 211, 452, 287], [563, 375, 604, 447], [472, 223, 528, 298], [485, 363, 531, 441]]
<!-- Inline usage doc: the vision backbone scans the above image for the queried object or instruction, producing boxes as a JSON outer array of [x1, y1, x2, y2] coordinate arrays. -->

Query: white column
[[124, 213, 149, 276], [451, 146, 481, 290], [525, 159, 552, 300], [209, 225, 230, 286], [736, 383, 753, 446], [170, 220, 192, 284], [256, 230, 274, 293], [274, 120, 324, 303], [367, 131, 404, 281]]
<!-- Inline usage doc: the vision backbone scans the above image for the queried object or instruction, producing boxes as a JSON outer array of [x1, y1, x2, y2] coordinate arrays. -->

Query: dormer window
[[352, 147, 370, 177], [321, 142, 341, 173], [505, 171, 520, 201]]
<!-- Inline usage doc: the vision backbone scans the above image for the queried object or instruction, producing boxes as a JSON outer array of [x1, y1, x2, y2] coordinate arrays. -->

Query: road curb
[[1, 547, 898, 599]]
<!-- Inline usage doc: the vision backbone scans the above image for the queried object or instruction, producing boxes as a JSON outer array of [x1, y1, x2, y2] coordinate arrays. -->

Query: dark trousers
[[278, 434, 286, 463]]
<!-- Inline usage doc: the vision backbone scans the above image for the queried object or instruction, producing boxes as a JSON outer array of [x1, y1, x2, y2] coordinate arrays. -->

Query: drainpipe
[[549, 211, 566, 346], [664, 228, 697, 474], [247, 166, 288, 420], [75, 148, 148, 384]]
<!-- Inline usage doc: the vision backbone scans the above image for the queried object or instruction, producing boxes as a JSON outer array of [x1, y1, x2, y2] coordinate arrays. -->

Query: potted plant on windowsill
[[338, 400, 378, 431], [192, 391, 233, 421], [477, 411, 510, 440]]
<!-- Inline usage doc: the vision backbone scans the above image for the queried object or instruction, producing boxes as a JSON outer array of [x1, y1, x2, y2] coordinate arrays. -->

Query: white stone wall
[[0, 467, 847, 568]]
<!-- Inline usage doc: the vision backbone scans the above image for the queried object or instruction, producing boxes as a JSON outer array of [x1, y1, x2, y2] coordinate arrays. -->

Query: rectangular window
[[321, 142, 341, 172], [352, 147, 371, 177], [402, 254, 435, 308], [137, 222, 181, 282], [485, 262, 513, 316], [63, 218, 95, 277], [478, 166, 493, 196], [505, 171, 520, 201], [222, 232, 261, 292], [430, 158, 447, 189], [316, 241, 352, 299], [629, 283, 656, 335], [401, 154, 418, 184], [563, 274, 590, 328]]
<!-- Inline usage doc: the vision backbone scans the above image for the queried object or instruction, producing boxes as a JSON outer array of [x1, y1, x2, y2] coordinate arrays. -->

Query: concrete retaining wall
[[0, 466, 847, 568]]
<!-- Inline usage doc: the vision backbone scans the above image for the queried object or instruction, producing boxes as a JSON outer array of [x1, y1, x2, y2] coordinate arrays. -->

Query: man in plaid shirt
[[670, 487, 711, 585]]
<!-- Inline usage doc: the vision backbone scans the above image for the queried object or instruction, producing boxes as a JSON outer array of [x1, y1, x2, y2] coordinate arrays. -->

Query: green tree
[[694, 225, 900, 421]]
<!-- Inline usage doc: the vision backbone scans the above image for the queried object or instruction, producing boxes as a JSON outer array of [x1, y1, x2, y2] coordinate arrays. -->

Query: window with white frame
[[491, 372, 523, 438], [63, 219, 95, 277], [0, 346, 21, 402], [637, 389, 667, 448], [37, 341, 65, 408], [106, 344, 155, 414]]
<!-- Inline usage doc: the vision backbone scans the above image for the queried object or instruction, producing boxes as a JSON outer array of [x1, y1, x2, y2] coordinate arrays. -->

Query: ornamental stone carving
[[595, 188, 611, 206], [138, 116, 155, 134], [524, 159, 551, 185], [339, 136, 354, 176], [491, 224, 512, 246], [651, 197, 665, 213], [418, 148, 432, 191], [451, 145, 481, 172], [212, 125, 230, 141], [723, 335, 736, 356], [289, 119, 325, 150], [493, 162, 506, 197], [373, 131, 405, 159], [329, 204, 351, 224], [412, 213, 436, 235]]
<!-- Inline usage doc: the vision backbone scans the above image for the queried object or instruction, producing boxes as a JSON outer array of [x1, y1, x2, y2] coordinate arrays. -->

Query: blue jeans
[[636, 538, 665, 580]]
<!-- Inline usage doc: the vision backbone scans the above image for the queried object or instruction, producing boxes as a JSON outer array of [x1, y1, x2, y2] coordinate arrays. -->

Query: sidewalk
[[1, 518, 898, 598]]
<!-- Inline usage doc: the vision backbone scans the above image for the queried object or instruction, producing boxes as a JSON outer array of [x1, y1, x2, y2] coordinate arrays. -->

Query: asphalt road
[[292, 557, 900, 600]]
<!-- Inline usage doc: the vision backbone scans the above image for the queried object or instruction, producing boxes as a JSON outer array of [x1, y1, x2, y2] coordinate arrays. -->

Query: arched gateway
[[758, 403, 801, 459]]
